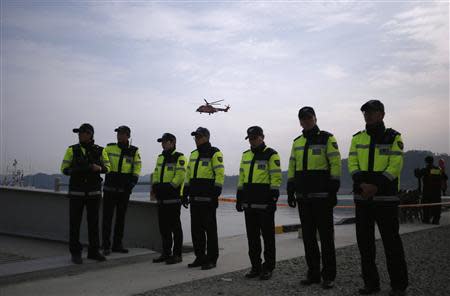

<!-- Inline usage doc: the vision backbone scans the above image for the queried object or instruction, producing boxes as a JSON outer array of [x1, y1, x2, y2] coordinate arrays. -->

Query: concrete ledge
[[0, 248, 156, 286], [0, 186, 162, 251]]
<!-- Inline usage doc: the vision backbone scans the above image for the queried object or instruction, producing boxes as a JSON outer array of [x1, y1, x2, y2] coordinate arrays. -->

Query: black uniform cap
[[298, 106, 316, 119], [245, 126, 264, 139], [73, 123, 94, 134], [115, 125, 131, 135], [191, 127, 210, 138], [157, 133, 176, 142], [361, 100, 385, 113]]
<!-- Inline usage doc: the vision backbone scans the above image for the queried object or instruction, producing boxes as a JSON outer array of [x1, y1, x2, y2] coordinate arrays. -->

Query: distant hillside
[[13, 150, 449, 194]]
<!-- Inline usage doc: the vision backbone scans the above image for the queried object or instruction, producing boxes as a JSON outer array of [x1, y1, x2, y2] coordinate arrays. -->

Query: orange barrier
[[218, 197, 450, 209]]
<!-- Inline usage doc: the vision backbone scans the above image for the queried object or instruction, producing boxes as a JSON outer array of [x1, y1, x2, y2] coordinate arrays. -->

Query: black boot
[[166, 256, 182, 265], [245, 268, 261, 279], [153, 254, 170, 263], [188, 257, 204, 268], [71, 254, 83, 264], [87, 252, 107, 262]]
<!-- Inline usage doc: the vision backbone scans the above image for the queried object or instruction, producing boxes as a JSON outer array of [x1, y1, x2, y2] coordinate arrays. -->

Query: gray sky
[[1, 1, 449, 176]]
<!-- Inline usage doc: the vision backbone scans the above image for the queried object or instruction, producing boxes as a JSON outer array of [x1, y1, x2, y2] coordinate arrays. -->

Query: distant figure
[[151, 133, 186, 265], [348, 100, 408, 296], [236, 126, 282, 280], [438, 158, 448, 196], [102, 126, 141, 255], [287, 107, 341, 289], [416, 156, 446, 225], [184, 127, 224, 270], [61, 123, 110, 264]]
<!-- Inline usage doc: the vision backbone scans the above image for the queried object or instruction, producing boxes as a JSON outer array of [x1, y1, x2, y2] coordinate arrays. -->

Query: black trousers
[[190, 204, 218, 263], [355, 203, 408, 291], [158, 204, 183, 257], [298, 201, 336, 281], [422, 196, 441, 224], [244, 209, 276, 271], [102, 191, 131, 249], [69, 196, 101, 255]]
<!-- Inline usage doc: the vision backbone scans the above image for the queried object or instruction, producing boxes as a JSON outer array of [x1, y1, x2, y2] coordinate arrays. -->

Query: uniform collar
[[251, 142, 266, 154], [302, 125, 320, 139]]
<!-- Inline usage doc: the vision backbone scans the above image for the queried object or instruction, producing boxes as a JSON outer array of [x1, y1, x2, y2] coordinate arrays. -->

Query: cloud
[[370, 3, 449, 87], [320, 64, 348, 79]]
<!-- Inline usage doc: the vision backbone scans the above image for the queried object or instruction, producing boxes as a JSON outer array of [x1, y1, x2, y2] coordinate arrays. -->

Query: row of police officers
[[61, 99, 408, 296]]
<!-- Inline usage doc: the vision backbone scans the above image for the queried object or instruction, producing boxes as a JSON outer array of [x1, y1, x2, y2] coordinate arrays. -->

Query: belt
[[191, 196, 214, 202], [354, 195, 400, 202], [103, 186, 125, 193], [158, 199, 181, 205], [241, 203, 269, 209], [69, 190, 102, 197], [301, 192, 329, 199]]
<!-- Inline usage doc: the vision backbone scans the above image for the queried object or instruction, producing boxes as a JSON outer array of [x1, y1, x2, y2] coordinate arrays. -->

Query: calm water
[[130, 193, 355, 242]]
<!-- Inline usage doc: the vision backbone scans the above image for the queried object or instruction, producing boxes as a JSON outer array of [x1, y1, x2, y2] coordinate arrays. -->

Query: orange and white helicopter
[[196, 99, 230, 115]]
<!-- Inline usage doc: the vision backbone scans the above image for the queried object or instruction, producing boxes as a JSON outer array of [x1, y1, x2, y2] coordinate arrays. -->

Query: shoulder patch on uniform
[[179, 159, 185, 166], [274, 159, 281, 167], [217, 156, 223, 163], [332, 142, 339, 149], [107, 143, 116, 146], [397, 141, 404, 150]]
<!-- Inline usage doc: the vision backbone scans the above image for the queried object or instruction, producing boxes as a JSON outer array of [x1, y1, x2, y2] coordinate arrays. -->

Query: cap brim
[[191, 132, 198, 136], [73, 128, 80, 133], [157, 138, 163, 142], [299, 112, 314, 118], [114, 128, 119, 132]]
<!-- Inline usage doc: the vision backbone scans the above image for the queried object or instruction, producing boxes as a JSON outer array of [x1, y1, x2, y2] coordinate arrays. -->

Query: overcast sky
[[1, 1, 449, 176]]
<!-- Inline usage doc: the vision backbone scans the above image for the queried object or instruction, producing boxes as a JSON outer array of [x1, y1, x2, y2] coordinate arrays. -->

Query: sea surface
[[130, 193, 355, 242]]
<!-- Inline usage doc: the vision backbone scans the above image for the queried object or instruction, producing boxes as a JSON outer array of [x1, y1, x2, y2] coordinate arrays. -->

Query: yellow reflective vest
[[151, 150, 187, 204], [103, 143, 141, 192], [185, 143, 224, 204], [61, 142, 110, 196], [237, 145, 282, 209], [287, 128, 341, 200], [348, 128, 404, 203]]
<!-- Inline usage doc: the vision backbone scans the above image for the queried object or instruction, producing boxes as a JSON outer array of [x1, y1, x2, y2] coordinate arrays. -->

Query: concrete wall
[[0, 186, 162, 251]]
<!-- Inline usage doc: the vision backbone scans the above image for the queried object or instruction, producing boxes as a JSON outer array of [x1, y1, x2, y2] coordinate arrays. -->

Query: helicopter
[[196, 99, 231, 115]]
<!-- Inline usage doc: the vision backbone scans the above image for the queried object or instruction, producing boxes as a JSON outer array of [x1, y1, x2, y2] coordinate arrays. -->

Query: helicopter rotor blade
[[209, 99, 224, 104]]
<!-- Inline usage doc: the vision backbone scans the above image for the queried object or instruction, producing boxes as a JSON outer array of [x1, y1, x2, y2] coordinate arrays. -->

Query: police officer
[[61, 123, 110, 264], [236, 126, 282, 280], [184, 127, 224, 270], [102, 126, 141, 255], [348, 100, 408, 296], [151, 133, 187, 264], [416, 156, 446, 225], [287, 107, 341, 289]]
